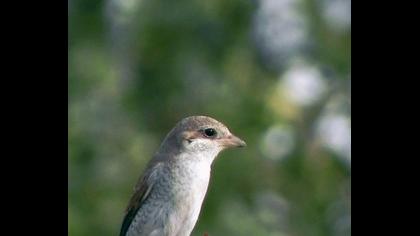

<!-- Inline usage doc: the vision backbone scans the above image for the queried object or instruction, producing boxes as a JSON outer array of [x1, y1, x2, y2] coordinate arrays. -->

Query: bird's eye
[[203, 128, 217, 138]]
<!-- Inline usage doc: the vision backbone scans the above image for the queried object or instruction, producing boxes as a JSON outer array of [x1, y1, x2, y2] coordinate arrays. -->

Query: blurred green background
[[68, 0, 350, 235]]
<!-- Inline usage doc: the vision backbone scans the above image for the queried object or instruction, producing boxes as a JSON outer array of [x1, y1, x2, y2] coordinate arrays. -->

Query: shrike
[[120, 116, 246, 236]]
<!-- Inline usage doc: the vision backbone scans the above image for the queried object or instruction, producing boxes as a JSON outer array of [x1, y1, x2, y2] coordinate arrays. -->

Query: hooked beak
[[219, 134, 247, 148]]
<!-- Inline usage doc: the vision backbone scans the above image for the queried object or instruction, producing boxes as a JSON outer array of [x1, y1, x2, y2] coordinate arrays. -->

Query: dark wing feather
[[119, 162, 163, 236]]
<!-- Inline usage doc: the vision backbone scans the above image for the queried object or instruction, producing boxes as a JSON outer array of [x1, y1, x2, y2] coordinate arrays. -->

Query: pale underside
[[126, 153, 212, 236]]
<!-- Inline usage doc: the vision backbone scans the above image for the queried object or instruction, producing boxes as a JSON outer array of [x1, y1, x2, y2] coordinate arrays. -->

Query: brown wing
[[119, 162, 163, 236]]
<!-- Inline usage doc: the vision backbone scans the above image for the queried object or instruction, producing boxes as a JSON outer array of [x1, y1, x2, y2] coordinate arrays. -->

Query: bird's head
[[158, 116, 246, 159]]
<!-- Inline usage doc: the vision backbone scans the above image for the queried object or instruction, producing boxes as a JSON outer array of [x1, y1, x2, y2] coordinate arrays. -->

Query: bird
[[120, 116, 246, 236]]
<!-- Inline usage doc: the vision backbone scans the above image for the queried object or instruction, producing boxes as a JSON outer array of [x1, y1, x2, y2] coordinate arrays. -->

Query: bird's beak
[[219, 134, 246, 148]]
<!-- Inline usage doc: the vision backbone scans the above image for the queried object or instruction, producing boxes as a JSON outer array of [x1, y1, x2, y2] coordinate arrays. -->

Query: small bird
[[120, 116, 246, 236]]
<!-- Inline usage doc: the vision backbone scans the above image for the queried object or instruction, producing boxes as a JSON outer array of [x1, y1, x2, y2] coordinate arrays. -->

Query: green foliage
[[69, 0, 350, 235]]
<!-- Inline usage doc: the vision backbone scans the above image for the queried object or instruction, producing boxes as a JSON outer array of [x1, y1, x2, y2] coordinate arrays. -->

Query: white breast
[[167, 154, 212, 236]]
